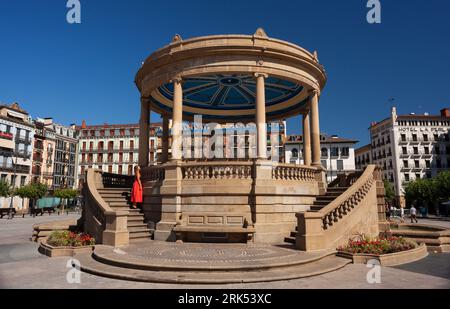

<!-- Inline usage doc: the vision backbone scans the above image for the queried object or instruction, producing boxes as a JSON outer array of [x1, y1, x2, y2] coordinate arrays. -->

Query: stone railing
[[272, 163, 318, 181], [328, 170, 362, 187], [181, 161, 253, 180], [296, 165, 382, 251], [81, 169, 129, 246], [141, 166, 166, 182], [102, 172, 134, 188]]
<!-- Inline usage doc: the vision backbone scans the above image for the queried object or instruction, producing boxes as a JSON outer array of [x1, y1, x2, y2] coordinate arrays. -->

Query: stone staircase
[[284, 186, 349, 244], [97, 187, 152, 241]]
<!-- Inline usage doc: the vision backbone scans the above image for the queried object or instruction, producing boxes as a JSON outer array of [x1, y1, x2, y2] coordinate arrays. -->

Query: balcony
[[409, 139, 420, 145], [15, 136, 32, 145], [401, 166, 411, 172], [0, 131, 13, 140], [399, 139, 408, 145], [399, 152, 410, 158], [0, 163, 30, 174], [411, 152, 421, 158]]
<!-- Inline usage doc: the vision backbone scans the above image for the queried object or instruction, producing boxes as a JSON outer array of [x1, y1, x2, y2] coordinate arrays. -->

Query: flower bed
[[337, 235, 428, 266], [39, 231, 95, 258], [47, 231, 95, 247], [337, 235, 417, 255]]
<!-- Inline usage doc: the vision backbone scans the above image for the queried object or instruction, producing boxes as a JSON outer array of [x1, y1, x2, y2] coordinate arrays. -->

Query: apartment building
[[366, 106, 450, 205], [0, 102, 34, 210], [284, 133, 357, 182]]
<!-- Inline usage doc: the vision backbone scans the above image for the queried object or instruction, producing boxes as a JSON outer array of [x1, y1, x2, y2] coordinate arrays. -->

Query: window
[[129, 152, 134, 162], [412, 134, 417, 142], [403, 160, 409, 168], [108, 165, 112, 173], [401, 134, 406, 142], [291, 148, 299, 158], [20, 176, 26, 186], [82, 142, 86, 150], [130, 140, 134, 150], [424, 146, 429, 154], [321, 148, 328, 158], [128, 165, 133, 175], [89, 142, 93, 150], [321, 160, 327, 169], [415, 174, 421, 180], [426, 172, 432, 179], [341, 147, 349, 157], [11, 175, 17, 186], [118, 165, 123, 174], [404, 174, 410, 182], [120, 141, 124, 150], [119, 153, 123, 162], [413, 147, 418, 154], [337, 160, 344, 171], [414, 160, 420, 168], [402, 147, 407, 155], [425, 160, 430, 168], [423, 134, 428, 141]]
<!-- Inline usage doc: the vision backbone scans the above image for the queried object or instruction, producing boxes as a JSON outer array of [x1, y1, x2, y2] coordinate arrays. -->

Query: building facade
[[76, 122, 161, 186], [0, 103, 34, 210], [32, 118, 56, 187], [284, 133, 357, 182], [368, 107, 450, 205], [51, 121, 78, 189], [355, 143, 372, 171]]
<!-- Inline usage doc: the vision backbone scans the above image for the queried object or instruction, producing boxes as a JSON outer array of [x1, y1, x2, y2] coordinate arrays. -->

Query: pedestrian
[[410, 204, 418, 223], [131, 165, 143, 209], [385, 201, 391, 221], [400, 206, 405, 223]]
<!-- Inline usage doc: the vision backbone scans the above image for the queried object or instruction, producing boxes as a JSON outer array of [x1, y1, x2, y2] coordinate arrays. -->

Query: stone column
[[171, 78, 183, 160], [138, 98, 150, 167], [302, 112, 311, 166], [162, 114, 169, 163], [310, 89, 321, 167], [255, 73, 268, 159]]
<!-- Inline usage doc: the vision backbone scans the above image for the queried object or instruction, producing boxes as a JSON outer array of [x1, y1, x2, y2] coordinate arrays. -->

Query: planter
[[337, 243, 428, 266], [39, 240, 94, 258]]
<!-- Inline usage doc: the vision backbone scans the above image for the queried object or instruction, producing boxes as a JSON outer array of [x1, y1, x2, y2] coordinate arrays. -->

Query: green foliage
[[54, 188, 78, 199], [14, 182, 48, 200], [0, 180, 12, 197], [435, 171, 450, 201], [383, 180, 396, 204]]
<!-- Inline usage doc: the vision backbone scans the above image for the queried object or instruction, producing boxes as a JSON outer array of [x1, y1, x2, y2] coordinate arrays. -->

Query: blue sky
[[0, 0, 449, 146]]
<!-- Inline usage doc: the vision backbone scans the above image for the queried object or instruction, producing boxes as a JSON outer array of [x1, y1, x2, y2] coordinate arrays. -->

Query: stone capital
[[308, 88, 320, 96], [254, 72, 268, 79], [170, 75, 183, 84]]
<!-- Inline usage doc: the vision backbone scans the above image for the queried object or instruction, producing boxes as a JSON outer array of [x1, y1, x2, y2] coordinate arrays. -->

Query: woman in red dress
[[131, 165, 143, 209]]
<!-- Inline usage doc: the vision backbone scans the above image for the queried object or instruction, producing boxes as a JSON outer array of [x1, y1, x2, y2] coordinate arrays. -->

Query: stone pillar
[[302, 112, 311, 166], [171, 78, 183, 161], [255, 73, 268, 159], [310, 89, 321, 167], [162, 114, 169, 163], [138, 98, 150, 167]]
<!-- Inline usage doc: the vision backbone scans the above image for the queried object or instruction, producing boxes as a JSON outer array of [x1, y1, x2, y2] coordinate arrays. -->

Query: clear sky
[[0, 0, 449, 146]]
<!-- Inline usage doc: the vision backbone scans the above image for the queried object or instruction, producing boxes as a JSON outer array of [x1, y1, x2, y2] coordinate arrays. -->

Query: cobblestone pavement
[[1, 215, 449, 289]]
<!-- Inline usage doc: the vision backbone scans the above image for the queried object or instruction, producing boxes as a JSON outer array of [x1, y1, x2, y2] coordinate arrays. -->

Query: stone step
[[127, 215, 145, 222], [98, 187, 131, 191], [284, 236, 295, 244], [313, 201, 329, 206], [108, 202, 130, 207], [127, 222, 148, 228], [310, 206, 324, 211], [129, 232, 152, 239], [102, 196, 130, 202], [316, 196, 336, 201], [78, 253, 350, 284], [128, 226, 152, 234]]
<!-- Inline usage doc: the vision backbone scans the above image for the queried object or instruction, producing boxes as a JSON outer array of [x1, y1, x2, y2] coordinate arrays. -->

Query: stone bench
[[173, 225, 255, 243], [0, 208, 16, 219]]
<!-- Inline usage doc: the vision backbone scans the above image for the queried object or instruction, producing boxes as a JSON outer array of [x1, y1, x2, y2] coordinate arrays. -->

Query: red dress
[[131, 179, 143, 203]]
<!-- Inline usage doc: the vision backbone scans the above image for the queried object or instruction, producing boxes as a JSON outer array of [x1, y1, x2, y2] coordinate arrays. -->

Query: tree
[[54, 188, 78, 212], [14, 182, 48, 213], [435, 171, 450, 202], [383, 180, 396, 204], [404, 178, 438, 210], [0, 180, 12, 198]]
